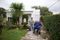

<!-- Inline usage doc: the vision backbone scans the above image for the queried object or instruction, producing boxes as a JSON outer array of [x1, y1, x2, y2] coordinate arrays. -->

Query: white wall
[[32, 9, 40, 21], [6, 11, 32, 25], [6, 12, 12, 21]]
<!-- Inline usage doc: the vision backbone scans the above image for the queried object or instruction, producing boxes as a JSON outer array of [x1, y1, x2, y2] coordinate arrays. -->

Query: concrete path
[[21, 31, 47, 40]]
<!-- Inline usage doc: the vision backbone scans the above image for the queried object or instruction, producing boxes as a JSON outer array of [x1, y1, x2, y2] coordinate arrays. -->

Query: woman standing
[[28, 17, 34, 31]]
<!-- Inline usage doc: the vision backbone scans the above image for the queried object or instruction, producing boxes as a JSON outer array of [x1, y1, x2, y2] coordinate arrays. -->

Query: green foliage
[[0, 28, 27, 40], [22, 22, 28, 29], [40, 7, 52, 16], [0, 16, 3, 23], [6, 21, 21, 29], [10, 3, 23, 24], [0, 7, 6, 34], [0, 7, 6, 18], [12, 16, 19, 24], [10, 3, 23, 16], [10, 3, 23, 11], [0, 7, 6, 22], [43, 15, 60, 40]]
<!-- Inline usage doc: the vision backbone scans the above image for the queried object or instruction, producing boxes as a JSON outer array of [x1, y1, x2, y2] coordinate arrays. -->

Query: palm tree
[[10, 3, 23, 24]]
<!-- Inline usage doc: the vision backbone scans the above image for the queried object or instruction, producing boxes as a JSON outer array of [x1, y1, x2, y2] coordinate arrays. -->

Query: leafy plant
[[0, 7, 6, 34], [10, 3, 23, 24], [43, 15, 60, 40]]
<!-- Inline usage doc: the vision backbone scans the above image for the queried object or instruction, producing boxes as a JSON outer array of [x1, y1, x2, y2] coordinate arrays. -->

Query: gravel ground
[[21, 31, 48, 40]]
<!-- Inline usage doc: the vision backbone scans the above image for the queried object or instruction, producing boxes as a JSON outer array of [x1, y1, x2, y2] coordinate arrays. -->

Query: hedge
[[42, 15, 60, 40]]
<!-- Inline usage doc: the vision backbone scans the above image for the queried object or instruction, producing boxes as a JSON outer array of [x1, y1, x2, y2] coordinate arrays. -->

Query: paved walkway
[[21, 31, 48, 40]]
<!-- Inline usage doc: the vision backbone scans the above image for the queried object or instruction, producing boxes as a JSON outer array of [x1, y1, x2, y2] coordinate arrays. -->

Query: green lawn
[[0, 28, 27, 40]]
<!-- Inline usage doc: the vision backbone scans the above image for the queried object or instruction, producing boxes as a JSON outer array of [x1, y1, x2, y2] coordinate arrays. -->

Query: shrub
[[43, 15, 60, 40], [22, 22, 28, 29]]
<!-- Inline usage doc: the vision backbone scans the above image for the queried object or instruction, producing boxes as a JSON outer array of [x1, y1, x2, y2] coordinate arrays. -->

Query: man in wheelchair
[[33, 21, 42, 34]]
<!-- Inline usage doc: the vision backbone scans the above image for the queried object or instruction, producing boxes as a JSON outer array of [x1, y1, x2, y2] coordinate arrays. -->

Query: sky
[[0, 0, 60, 13], [0, 0, 60, 21]]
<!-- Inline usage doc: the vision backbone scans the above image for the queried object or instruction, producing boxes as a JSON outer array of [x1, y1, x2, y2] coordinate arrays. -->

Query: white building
[[6, 10, 33, 25], [6, 8, 40, 25]]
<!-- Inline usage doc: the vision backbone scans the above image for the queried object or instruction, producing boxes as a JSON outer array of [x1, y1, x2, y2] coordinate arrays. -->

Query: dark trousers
[[33, 27, 41, 34]]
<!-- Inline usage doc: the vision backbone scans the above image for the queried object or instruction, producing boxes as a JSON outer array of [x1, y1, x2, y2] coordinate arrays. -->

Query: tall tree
[[0, 7, 6, 23], [10, 3, 23, 24], [0, 7, 6, 34], [0, 7, 6, 17], [39, 7, 52, 16]]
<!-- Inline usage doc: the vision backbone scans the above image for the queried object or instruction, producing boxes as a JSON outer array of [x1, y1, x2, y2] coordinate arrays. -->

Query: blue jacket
[[34, 21, 42, 29]]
